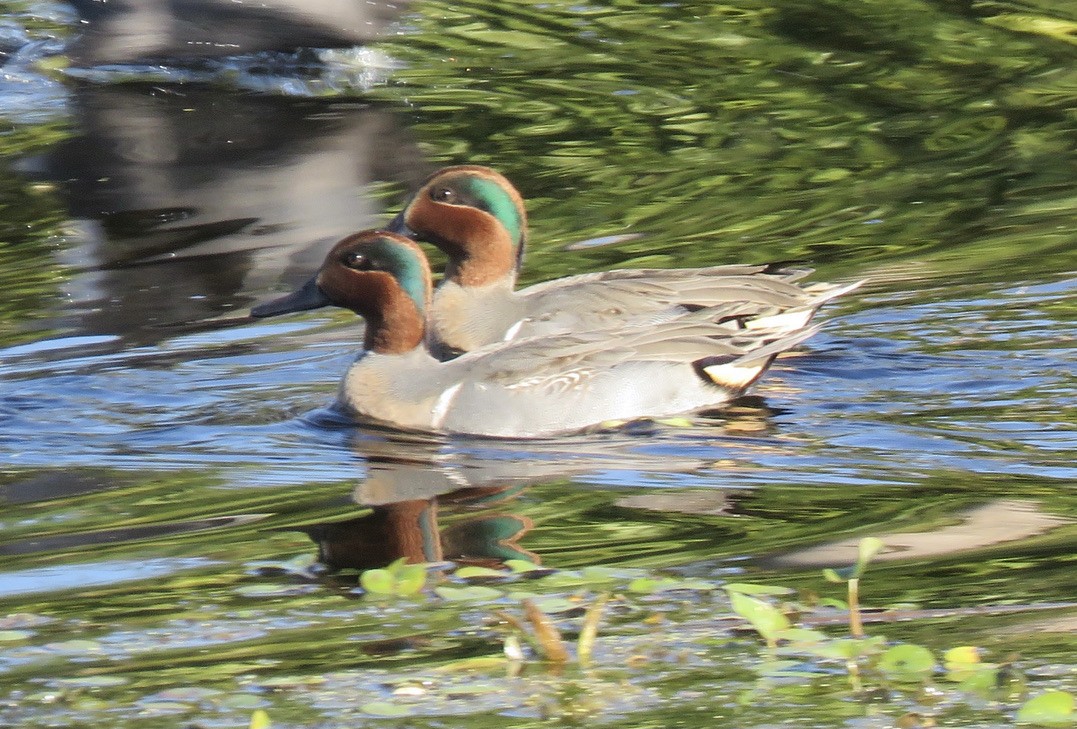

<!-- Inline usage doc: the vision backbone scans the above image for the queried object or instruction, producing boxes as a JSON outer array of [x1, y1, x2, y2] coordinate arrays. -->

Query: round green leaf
[[944, 645, 981, 667], [434, 585, 503, 601], [504, 559, 545, 574], [359, 569, 396, 595], [1016, 690, 1075, 726], [394, 565, 427, 595], [249, 709, 271, 729], [729, 592, 790, 641], [217, 694, 267, 710], [813, 637, 886, 661], [878, 644, 936, 679]]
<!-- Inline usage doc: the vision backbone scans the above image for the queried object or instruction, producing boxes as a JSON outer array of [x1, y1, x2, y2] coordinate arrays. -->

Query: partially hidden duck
[[387, 165, 858, 359], [251, 231, 829, 438]]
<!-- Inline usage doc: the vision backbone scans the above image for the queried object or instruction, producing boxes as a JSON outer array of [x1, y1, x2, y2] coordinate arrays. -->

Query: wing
[[512, 266, 828, 336], [452, 315, 814, 398]]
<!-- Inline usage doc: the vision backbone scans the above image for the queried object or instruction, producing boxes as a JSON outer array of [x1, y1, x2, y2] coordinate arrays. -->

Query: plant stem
[[848, 577, 863, 638], [846, 658, 862, 692]]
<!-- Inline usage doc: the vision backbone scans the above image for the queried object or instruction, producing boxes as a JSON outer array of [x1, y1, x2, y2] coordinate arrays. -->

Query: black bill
[[251, 277, 331, 318]]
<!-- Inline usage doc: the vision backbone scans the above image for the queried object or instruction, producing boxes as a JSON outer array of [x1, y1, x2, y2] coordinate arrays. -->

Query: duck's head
[[251, 230, 432, 354], [387, 165, 527, 287]]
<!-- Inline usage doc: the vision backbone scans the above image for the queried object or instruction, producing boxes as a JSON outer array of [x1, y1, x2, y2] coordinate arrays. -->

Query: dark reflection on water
[[299, 428, 753, 571], [21, 83, 427, 343], [65, 0, 410, 66]]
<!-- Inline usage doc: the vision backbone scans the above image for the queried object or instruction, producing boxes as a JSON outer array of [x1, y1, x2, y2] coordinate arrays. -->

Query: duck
[[386, 165, 857, 359], [251, 230, 838, 439]]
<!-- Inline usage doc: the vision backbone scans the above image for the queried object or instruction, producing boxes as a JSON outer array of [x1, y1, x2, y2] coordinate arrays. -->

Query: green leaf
[[394, 564, 427, 595], [811, 636, 887, 660], [823, 537, 885, 582], [728, 591, 790, 643], [855, 537, 884, 574], [434, 585, 503, 602], [628, 577, 677, 593], [957, 665, 1000, 694], [526, 596, 578, 613], [535, 570, 588, 588], [504, 559, 543, 573], [217, 694, 267, 710], [384, 557, 411, 574], [944, 645, 981, 667], [775, 628, 828, 647], [630, 576, 715, 593], [360, 569, 396, 595], [155, 687, 222, 702], [581, 565, 648, 582], [434, 656, 508, 673], [358, 560, 426, 595], [822, 567, 854, 583], [877, 644, 936, 680], [943, 645, 988, 682], [361, 701, 413, 717], [1016, 691, 1075, 726], [725, 583, 796, 596]]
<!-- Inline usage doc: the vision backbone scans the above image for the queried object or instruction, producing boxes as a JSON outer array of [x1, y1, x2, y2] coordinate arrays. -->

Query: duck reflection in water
[[297, 433, 545, 572], [66, 0, 411, 67], [35, 84, 427, 343], [302, 482, 538, 572], [288, 421, 776, 573]]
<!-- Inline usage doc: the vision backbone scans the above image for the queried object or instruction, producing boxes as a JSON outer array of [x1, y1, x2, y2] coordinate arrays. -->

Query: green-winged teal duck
[[387, 165, 856, 359], [251, 231, 844, 438]]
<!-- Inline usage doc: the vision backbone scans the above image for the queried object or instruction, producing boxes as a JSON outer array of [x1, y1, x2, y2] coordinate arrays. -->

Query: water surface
[[0, 0, 1074, 725]]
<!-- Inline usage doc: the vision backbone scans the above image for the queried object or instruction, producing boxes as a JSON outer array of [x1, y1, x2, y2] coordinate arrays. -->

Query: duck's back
[[430, 264, 836, 358]]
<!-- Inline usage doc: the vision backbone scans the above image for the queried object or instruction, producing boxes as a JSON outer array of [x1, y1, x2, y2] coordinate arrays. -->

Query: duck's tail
[[694, 324, 823, 391], [744, 278, 866, 333]]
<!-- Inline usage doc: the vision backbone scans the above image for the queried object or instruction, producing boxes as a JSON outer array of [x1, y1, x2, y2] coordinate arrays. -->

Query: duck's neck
[[424, 206, 522, 287], [363, 287, 427, 355], [445, 244, 519, 289]]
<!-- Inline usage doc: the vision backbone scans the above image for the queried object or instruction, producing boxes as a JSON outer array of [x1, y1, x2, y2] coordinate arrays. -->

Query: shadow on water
[[0, 0, 1074, 725]]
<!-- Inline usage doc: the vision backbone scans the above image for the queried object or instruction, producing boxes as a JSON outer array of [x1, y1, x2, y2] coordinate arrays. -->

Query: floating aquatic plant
[[1016, 690, 1076, 727], [359, 557, 427, 596]]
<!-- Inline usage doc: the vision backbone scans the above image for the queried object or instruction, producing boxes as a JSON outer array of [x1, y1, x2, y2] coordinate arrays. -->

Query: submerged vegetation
[[2, 542, 1073, 727]]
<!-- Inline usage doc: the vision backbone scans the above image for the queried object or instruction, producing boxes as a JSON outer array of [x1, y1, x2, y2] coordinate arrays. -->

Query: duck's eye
[[430, 186, 458, 204], [343, 252, 370, 270]]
